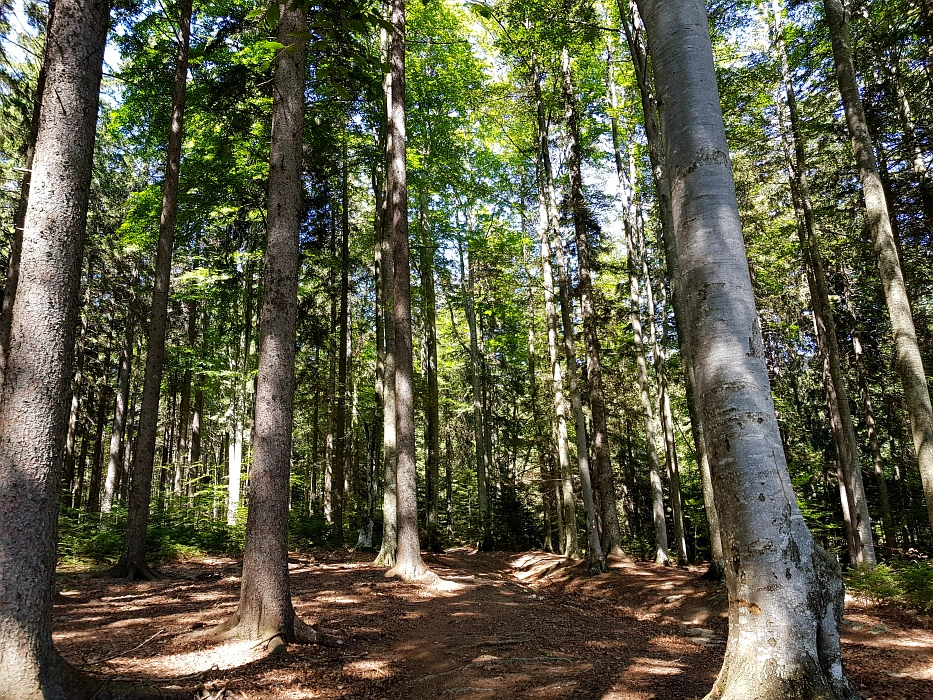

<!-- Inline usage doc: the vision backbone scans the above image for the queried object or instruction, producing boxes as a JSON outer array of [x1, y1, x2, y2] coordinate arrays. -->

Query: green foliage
[[846, 561, 933, 612]]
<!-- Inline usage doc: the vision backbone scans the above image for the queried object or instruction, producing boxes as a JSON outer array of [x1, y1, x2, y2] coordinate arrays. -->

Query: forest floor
[[55, 548, 933, 699]]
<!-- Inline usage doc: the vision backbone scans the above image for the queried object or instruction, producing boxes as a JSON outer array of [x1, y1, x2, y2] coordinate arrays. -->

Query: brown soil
[[54, 549, 933, 699]]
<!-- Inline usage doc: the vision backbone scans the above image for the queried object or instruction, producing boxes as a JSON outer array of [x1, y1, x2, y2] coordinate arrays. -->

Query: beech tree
[[635, 0, 857, 695]]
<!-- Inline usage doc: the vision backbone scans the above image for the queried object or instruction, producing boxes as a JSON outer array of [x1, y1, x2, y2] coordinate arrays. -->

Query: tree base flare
[[385, 561, 439, 585], [373, 544, 397, 568], [100, 561, 162, 582], [210, 611, 343, 653]]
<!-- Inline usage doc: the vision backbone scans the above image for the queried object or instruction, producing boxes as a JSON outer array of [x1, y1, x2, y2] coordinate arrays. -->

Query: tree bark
[[215, 5, 309, 653], [617, 0, 725, 573], [560, 46, 624, 561], [635, 0, 859, 695], [824, 0, 933, 537], [0, 0, 116, 694], [114, 0, 192, 580], [385, 0, 432, 583], [173, 307, 195, 497]]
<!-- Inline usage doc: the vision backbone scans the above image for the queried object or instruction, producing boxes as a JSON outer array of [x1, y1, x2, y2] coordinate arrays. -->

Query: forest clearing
[[54, 550, 933, 699], [3, 0, 933, 696]]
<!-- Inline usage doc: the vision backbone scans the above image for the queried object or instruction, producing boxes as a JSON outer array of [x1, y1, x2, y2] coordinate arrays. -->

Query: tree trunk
[[103, 324, 133, 514], [333, 141, 351, 545], [227, 417, 243, 526], [86, 372, 111, 515], [385, 0, 432, 583], [617, 0, 725, 572], [214, 5, 309, 654], [0, 0, 115, 693], [0, 0, 52, 387], [770, 0, 875, 567], [114, 0, 192, 581], [173, 308, 195, 497], [560, 46, 624, 560], [460, 231, 493, 550], [552, 226, 606, 573], [62, 311, 88, 505], [419, 187, 441, 552], [533, 63, 579, 559], [824, 0, 933, 537], [635, 0, 859, 695], [374, 31, 398, 566]]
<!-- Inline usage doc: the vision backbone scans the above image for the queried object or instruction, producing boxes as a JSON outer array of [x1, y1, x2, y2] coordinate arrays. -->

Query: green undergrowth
[[845, 561, 933, 612]]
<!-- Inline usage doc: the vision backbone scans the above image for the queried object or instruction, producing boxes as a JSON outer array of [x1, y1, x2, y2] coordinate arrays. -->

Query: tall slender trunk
[[333, 142, 351, 545], [62, 310, 88, 503], [86, 330, 113, 515], [385, 0, 431, 583], [552, 225, 606, 573], [115, 0, 192, 580], [374, 45, 398, 564], [460, 231, 492, 549], [0, 0, 111, 692], [532, 63, 579, 559], [173, 307, 195, 497], [769, 0, 875, 566], [636, 1, 858, 695], [620, 145, 669, 566], [215, 4, 310, 653], [824, 0, 933, 536], [419, 187, 441, 552], [560, 47, 624, 560], [102, 323, 133, 514], [617, 0, 725, 571]]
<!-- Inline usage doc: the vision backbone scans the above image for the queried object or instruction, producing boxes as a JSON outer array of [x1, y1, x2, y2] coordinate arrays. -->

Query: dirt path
[[54, 550, 933, 699]]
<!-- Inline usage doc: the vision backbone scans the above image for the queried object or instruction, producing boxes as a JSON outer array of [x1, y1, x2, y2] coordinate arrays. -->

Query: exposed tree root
[[605, 546, 632, 562], [385, 561, 440, 585], [99, 561, 162, 582], [209, 611, 344, 659], [373, 545, 396, 568]]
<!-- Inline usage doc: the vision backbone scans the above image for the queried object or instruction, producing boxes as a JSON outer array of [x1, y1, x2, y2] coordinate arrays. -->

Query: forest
[[1, 0, 933, 697]]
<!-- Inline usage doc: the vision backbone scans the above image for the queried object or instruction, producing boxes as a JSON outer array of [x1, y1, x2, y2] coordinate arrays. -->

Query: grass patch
[[846, 561, 933, 612]]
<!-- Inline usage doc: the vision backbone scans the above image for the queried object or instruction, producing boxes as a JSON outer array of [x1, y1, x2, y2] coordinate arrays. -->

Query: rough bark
[[374, 27, 398, 566], [560, 48, 624, 561], [86, 379, 111, 514], [824, 0, 933, 536], [384, 0, 433, 583], [113, 0, 192, 580], [636, 0, 859, 695], [0, 0, 128, 695], [173, 308, 195, 497], [214, 6, 309, 653], [0, 0, 53, 387]]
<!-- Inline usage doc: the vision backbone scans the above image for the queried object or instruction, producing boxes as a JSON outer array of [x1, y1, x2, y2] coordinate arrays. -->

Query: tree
[[214, 2, 315, 653], [0, 0, 133, 694], [112, 0, 193, 580], [635, 0, 858, 696], [384, 0, 434, 583], [824, 0, 933, 538]]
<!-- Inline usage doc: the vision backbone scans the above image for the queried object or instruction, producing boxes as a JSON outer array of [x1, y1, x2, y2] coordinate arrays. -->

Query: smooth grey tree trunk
[[617, 0, 725, 573], [0, 0, 115, 694], [114, 0, 192, 580], [635, 0, 859, 696], [824, 0, 933, 536], [214, 5, 311, 653], [385, 0, 433, 583]]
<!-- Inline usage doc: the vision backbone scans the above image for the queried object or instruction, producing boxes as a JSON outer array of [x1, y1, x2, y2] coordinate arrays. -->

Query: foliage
[[846, 561, 933, 612]]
